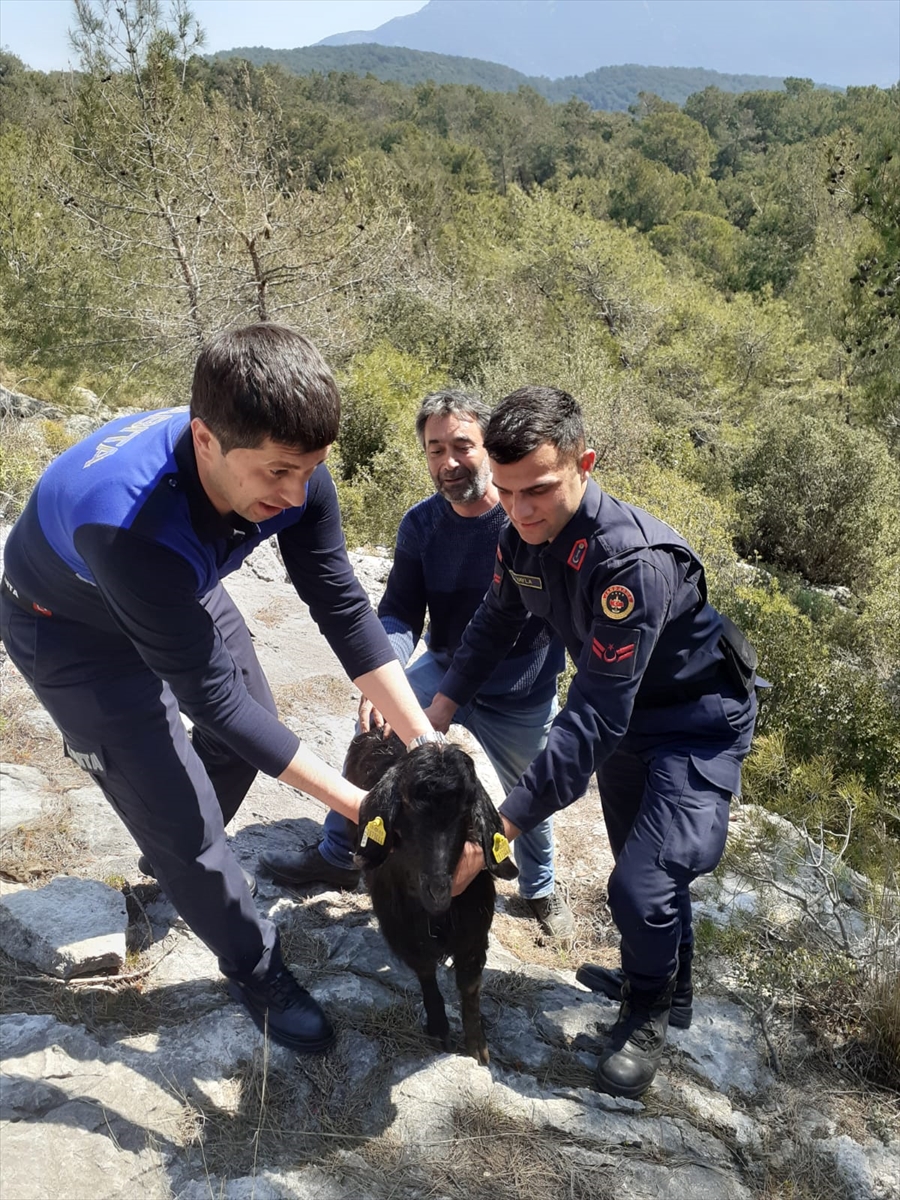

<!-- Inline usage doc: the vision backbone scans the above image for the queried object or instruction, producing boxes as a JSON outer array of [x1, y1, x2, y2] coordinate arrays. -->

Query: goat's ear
[[353, 768, 401, 869], [472, 781, 519, 881]]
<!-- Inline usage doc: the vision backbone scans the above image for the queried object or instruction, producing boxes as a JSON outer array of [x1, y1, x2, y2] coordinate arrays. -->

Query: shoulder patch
[[601, 584, 635, 620], [588, 625, 641, 677], [567, 537, 588, 571]]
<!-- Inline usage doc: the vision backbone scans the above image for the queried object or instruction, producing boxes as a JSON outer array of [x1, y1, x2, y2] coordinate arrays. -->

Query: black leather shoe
[[259, 843, 361, 891], [595, 975, 676, 1099], [137, 855, 258, 898], [228, 962, 335, 1054], [577, 951, 693, 1029]]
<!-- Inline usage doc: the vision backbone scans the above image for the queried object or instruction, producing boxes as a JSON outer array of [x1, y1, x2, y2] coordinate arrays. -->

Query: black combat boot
[[595, 974, 676, 1099], [227, 945, 335, 1054], [577, 945, 693, 1028]]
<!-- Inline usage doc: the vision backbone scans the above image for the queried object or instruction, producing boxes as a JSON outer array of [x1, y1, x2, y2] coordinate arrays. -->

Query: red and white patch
[[567, 538, 588, 571], [587, 624, 641, 677], [600, 584, 635, 621]]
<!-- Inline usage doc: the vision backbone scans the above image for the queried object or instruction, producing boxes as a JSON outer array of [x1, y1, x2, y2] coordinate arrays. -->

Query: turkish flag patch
[[587, 623, 641, 677]]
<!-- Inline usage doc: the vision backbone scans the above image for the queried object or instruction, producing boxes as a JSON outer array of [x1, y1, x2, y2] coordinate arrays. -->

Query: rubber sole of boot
[[576, 964, 693, 1029], [227, 980, 336, 1054]]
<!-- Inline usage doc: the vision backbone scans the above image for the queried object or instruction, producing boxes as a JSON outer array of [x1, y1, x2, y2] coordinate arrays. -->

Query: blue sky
[[0, 0, 428, 71]]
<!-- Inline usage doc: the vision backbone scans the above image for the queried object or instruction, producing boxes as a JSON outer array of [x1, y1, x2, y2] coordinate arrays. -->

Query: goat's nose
[[420, 874, 452, 914]]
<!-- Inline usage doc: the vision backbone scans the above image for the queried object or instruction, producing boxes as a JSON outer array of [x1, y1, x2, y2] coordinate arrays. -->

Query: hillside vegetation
[[213, 45, 795, 113], [0, 3, 898, 886]]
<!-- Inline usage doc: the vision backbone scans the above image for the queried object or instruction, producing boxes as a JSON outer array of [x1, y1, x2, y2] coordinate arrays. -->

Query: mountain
[[212, 45, 798, 112], [318, 0, 900, 89]]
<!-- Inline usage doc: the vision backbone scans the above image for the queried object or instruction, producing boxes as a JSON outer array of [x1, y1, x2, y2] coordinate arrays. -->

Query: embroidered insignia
[[361, 816, 387, 847], [587, 625, 642, 677], [492, 833, 511, 863], [601, 585, 635, 620], [567, 538, 588, 571], [508, 570, 543, 590], [592, 638, 636, 665], [492, 573, 502, 585]]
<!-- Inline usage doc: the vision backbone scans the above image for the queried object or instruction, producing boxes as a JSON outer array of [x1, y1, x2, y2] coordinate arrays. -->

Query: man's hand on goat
[[423, 693, 458, 733], [358, 695, 391, 737], [451, 840, 486, 895]]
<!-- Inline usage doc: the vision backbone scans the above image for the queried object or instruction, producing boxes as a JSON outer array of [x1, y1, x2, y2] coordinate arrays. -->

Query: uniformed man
[[425, 386, 758, 1098], [0, 323, 443, 1054]]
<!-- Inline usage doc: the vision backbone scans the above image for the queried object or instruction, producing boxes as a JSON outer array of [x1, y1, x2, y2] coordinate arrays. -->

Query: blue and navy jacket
[[1, 408, 395, 778], [439, 479, 740, 833], [377, 492, 565, 705]]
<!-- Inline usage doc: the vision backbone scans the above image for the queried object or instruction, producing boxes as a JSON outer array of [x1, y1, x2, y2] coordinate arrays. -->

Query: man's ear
[[580, 449, 596, 477], [191, 417, 219, 461]]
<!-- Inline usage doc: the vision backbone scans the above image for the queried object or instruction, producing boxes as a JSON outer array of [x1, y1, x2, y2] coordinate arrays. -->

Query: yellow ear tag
[[492, 833, 511, 863], [361, 816, 387, 848]]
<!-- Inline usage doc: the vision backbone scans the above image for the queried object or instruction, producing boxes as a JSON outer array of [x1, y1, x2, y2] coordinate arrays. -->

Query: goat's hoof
[[466, 1041, 490, 1065]]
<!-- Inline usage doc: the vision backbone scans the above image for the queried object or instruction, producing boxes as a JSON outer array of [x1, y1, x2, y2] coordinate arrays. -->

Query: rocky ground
[[1, 541, 897, 1200]]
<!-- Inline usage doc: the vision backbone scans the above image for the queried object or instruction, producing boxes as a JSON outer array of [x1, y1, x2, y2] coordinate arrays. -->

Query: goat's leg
[[418, 968, 451, 1051], [454, 947, 489, 1064]]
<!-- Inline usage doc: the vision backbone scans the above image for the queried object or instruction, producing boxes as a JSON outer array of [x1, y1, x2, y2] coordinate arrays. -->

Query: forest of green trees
[[0, 2, 897, 879]]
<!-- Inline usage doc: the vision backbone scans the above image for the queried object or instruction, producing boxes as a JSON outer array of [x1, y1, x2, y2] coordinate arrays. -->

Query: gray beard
[[437, 458, 492, 506]]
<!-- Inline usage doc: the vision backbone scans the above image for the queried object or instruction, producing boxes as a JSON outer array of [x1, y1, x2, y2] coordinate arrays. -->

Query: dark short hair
[[414, 390, 492, 446], [190, 324, 341, 453], [484, 386, 585, 464]]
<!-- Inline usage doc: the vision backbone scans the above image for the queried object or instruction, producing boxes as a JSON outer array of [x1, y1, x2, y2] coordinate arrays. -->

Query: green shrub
[[732, 413, 898, 589], [336, 441, 432, 550]]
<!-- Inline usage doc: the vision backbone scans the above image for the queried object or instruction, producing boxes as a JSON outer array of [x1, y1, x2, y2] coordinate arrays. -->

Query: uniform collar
[[542, 478, 603, 564], [173, 424, 259, 543]]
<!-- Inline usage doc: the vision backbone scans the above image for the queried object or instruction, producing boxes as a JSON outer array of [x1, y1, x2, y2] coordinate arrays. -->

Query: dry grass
[[364, 1101, 616, 1200], [179, 1037, 389, 1180], [0, 945, 222, 1035], [0, 797, 88, 882], [273, 674, 359, 720]]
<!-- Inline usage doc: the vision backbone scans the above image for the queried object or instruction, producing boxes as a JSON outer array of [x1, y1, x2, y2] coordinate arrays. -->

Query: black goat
[[344, 727, 518, 1063]]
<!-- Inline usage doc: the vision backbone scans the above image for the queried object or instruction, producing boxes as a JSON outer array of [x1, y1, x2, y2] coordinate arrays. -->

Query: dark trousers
[[595, 688, 757, 992], [0, 584, 278, 982]]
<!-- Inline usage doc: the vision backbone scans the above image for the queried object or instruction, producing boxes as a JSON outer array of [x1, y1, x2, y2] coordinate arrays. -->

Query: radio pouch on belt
[[718, 614, 758, 697]]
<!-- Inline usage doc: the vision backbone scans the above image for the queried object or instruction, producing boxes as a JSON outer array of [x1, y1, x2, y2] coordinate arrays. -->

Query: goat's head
[[348, 730, 518, 914]]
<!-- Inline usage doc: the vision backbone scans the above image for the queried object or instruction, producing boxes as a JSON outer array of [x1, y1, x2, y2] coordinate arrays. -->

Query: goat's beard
[[435, 456, 492, 506]]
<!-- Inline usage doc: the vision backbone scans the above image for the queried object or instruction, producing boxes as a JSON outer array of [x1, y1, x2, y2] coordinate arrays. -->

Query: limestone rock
[[0, 762, 57, 834], [0, 875, 127, 977]]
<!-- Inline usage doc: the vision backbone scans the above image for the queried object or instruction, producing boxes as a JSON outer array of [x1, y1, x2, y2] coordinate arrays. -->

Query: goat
[[344, 727, 518, 1063]]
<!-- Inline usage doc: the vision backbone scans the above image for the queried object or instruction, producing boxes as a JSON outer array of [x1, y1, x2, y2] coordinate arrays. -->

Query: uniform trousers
[[596, 687, 757, 992], [0, 584, 277, 982]]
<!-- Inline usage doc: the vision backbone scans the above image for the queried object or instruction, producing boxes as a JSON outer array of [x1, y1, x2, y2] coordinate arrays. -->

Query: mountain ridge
[[211, 44, 822, 112]]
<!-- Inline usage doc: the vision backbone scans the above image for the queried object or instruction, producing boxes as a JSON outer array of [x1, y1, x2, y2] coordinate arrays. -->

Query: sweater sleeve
[[437, 537, 531, 706], [376, 511, 427, 668], [74, 524, 300, 778], [277, 465, 397, 679]]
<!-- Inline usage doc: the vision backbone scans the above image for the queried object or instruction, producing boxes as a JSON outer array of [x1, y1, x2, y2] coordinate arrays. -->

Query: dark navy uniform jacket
[[438, 479, 741, 833], [1, 408, 395, 778]]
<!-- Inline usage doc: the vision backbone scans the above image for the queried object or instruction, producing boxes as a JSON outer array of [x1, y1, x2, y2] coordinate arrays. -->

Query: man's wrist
[[407, 730, 448, 751]]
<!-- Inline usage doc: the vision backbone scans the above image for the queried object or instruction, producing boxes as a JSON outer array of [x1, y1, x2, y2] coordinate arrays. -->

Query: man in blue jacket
[[262, 390, 575, 940], [0, 323, 442, 1054], [428, 386, 758, 1098]]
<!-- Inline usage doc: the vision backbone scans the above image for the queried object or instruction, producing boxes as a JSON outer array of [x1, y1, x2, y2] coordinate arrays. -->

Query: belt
[[1, 573, 53, 617]]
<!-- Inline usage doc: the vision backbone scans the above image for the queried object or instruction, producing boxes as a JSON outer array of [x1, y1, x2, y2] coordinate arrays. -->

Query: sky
[[0, 0, 429, 72]]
